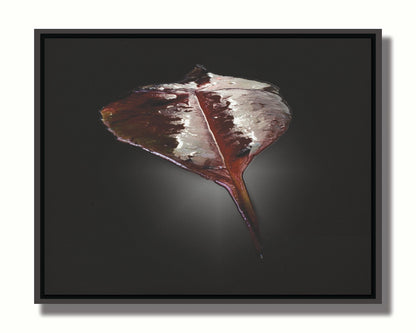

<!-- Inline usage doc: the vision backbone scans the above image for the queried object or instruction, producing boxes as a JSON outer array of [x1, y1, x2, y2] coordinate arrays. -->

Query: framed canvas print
[[35, 29, 381, 303]]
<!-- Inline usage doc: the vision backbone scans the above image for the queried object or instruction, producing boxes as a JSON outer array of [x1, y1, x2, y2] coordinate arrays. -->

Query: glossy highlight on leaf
[[100, 65, 291, 259]]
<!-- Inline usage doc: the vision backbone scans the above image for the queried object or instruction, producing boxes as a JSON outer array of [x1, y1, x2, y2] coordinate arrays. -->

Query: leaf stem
[[220, 174, 263, 260]]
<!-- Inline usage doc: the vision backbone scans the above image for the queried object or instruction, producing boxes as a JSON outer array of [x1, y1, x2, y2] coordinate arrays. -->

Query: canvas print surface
[[36, 32, 378, 301]]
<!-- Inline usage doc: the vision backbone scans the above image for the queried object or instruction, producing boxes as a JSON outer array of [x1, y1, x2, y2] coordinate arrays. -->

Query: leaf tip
[[184, 64, 209, 82]]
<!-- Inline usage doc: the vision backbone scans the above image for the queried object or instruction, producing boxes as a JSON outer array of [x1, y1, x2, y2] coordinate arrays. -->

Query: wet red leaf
[[100, 65, 291, 259]]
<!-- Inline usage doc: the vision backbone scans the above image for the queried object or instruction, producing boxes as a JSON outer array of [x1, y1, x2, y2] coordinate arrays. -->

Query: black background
[[43, 36, 372, 295]]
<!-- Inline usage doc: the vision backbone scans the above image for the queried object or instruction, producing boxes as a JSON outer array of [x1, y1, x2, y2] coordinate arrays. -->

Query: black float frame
[[35, 29, 382, 304]]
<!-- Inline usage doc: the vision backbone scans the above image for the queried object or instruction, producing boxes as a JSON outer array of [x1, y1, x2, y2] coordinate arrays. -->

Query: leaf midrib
[[193, 90, 238, 181]]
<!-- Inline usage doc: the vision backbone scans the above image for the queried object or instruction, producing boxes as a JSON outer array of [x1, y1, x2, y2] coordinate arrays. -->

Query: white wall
[[1, 1, 414, 332]]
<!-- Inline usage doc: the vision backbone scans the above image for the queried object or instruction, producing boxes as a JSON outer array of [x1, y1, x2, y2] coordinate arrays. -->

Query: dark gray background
[[43, 36, 372, 295]]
